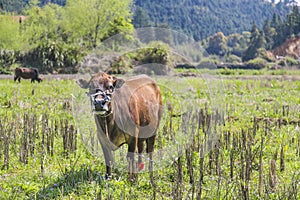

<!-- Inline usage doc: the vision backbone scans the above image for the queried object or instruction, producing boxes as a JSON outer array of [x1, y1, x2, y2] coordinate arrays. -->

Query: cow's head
[[78, 72, 125, 116]]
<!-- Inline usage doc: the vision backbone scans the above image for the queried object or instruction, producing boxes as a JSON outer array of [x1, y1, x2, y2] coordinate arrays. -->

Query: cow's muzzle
[[89, 90, 112, 115]]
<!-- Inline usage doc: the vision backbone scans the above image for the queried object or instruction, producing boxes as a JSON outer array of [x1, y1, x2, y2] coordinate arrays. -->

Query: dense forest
[[0, 0, 65, 13], [133, 0, 292, 40]]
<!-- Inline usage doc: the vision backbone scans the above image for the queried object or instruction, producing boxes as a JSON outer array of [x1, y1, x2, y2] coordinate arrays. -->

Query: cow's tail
[[33, 68, 39, 75], [33, 68, 40, 79]]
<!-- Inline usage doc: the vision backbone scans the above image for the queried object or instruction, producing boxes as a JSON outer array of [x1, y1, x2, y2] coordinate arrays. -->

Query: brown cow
[[78, 72, 162, 183], [14, 67, 42, 83]]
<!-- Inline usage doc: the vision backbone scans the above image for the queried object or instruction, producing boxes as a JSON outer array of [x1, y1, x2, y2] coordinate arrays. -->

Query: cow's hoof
[[128, 173, 138, 183], [105, 174, 113, 180]]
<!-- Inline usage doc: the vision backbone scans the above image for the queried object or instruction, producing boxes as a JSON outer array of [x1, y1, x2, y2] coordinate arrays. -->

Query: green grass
[[175, 68, 300, 76], [0, 76, 299, 199]]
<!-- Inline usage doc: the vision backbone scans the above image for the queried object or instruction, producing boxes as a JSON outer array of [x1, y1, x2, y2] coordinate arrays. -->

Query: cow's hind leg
[[147, 135, 156, 186], [127, 137, 138, 182], [137, 139, 145, 171]]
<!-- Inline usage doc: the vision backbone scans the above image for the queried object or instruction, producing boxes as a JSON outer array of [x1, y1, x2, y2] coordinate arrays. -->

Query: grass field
[[0, 73, 299, 199]]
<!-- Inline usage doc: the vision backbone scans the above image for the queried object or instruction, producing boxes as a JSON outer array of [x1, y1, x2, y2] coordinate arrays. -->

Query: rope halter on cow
[[88, 88, 114, 117]]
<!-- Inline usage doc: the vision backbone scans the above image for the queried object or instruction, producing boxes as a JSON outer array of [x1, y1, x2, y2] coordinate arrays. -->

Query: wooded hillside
[[133, 0, 291, 40]]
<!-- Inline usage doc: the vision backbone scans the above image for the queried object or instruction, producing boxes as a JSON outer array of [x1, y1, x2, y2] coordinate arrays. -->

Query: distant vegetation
[[0, 0, 299, 74], [134, 0, 291, 40], [0, 0, 133, 74], [204, 5, 300, 64]]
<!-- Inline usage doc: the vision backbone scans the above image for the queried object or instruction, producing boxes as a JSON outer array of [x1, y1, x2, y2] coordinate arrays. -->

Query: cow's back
[[14, 67, 38, 79], [112, 75, 162, 138]]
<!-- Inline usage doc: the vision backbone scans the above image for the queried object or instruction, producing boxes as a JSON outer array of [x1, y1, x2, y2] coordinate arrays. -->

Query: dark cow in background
[[14, 67, 42, 83], [78, 72, 162, 183]]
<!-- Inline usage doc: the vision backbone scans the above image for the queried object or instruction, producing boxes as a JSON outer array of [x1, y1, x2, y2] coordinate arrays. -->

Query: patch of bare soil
[[269, 36, 300, 59]]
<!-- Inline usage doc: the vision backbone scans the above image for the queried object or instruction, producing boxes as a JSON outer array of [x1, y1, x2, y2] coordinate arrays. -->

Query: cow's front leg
[[100, 140, 114, 180]]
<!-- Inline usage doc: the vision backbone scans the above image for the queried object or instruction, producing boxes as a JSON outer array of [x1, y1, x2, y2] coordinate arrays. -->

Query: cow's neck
[[95, 112, 128, 149], [96, 113, 114, 132], [95, 114, 117, 149]]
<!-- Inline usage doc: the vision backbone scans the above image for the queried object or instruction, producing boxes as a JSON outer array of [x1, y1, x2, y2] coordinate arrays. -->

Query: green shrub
[[197, 56, 219, 69], [271, 69, 288, 75], [218, 69, 236, 75], [110, 55, 131, 74], [224, 54, 242, 63], [245, 57, 266, 69], [0, 49, 20, 74], [277, 56, 299, 67], [259, 50, 275, 62], [278, 59, 286, 66], [136, 41, 170, 65], [105, 41, 172, 75], [285, 56, 298, 66], [23, 40, 85, 73]]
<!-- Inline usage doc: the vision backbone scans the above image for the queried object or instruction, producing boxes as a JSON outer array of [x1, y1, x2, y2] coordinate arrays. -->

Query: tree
[[271, 6, 300, 48], [242, 23, 266, 61], [23, 3, 63, 46], [62, 0, 133, 49], [227, 33, 248, 57], [271, 13, 282, 28], [132, 6, 152, 28], [206, 32, 227, 56], [263, 19, 275, 50], [0, 15, 25, 49], [285, 6, 300, 36]]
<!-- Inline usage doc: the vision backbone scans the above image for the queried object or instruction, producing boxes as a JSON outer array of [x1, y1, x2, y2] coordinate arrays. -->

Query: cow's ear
[[113, 78, 125, 89], [77, 79, 89, 89]]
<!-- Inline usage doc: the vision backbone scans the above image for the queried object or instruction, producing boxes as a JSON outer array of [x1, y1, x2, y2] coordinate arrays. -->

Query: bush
[[285, 56, 298, 66], [0, 50, 20, 74], [197, 56, 219, 69], [218, 69, 236, 75], [245, 57, 266, 69], [23, 40, 85, 73], [136, 41, 170, 65], [277, 56, 298, 67], [104, 41, 172, 75], [109, 55, 131, 74], [130, 41, 172, 75], [278, 59, 286, 66], [224, 54, 242, 63]]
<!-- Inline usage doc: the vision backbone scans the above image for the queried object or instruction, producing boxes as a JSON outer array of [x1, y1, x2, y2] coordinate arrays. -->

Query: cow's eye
[[108, 85, 114, 92]]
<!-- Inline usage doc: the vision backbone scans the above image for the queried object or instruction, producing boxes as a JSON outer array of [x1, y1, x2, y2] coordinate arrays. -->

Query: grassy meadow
[[0, 73, 299, 199]]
